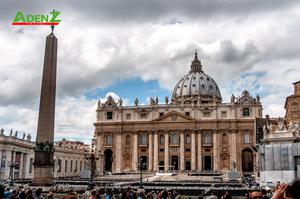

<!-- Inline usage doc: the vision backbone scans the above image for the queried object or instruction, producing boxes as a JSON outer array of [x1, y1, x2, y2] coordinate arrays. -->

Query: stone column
[[97, 133, 104, 175], [115, 132, 122, 172], [22, 153, 27, 179], [148, 132, 153, 171], [180, 131, 185, 171], [213, 131, 219, 171], [197, 132, 202, 170], [164, 132, 169, 172], [230, 130, 237, 171], [191, 131, 196, 170], [153, 131, 158, 171], [132, 132, 138, 171], [19, 153, 23, 179]]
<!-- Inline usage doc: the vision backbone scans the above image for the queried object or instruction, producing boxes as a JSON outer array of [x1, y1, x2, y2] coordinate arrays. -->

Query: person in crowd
[[34, 188, 43, 199], [261, 189, 269, 199], [272, 179, 300, 199], [19, 189, 27, 199], [89, 189, 97, 199], [46, 191, 53, 199], [222, 191, 232, 199], [250, 191, 263, 199], [3, 187, 12, 199], [160, 190, 169, 199], [105, 189, 112, 199], [64, 192, 78, 199]]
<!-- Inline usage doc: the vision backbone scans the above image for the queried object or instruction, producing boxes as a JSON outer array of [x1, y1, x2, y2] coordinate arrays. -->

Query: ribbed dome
[[172, 52, 222, 104]]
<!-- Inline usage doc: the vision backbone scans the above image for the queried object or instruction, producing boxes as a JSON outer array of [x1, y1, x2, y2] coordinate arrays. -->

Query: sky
[[0, 0, 300, 143]]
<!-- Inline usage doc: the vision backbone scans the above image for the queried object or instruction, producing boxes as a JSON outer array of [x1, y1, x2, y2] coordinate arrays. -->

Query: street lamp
[[84, 144, 100, 190], [138, 157, 147, 188], [8, 162, 19, 186]]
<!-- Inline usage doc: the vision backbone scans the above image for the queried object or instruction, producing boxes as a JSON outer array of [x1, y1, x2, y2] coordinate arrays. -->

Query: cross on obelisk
[[32, 26, 57, 186]]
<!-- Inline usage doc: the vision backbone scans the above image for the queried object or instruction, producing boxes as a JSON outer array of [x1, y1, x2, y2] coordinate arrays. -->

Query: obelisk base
[[32, 165, 53, 186]]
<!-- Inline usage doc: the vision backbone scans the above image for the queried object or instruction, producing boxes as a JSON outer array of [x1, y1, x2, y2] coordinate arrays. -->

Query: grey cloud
[[1, 0, 299, 24], [217, 40, 260, 66]]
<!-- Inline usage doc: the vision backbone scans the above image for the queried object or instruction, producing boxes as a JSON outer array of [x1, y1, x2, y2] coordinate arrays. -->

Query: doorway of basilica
[[242, 148, 254, 174], [204, 155, 212, 171], [104, 149, 113, 172], [171, 156, 179, 170]]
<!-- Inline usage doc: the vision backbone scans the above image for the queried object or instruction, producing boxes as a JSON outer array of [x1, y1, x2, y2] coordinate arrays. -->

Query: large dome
[[172, 53, 222, 104]]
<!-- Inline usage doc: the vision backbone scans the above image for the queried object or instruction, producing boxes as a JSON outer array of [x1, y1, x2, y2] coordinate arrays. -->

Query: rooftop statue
[[231, 94, 235, 103], [118, 98, 123, 107], [134, 97, 138, 106]]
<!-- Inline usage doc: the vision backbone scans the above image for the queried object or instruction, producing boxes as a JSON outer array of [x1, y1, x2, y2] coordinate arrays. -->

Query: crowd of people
[[0, 179, 299, 199]]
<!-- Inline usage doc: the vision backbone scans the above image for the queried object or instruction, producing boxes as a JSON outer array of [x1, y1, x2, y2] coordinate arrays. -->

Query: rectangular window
[[106, 135, 112, 145], [126, 113, 131, 120], [159, 112, 164, 117], [159, 148, 164, 152], [203, 134, 212, 145], [243, 108, 250, 117], [291, 105, 298, 112], [139, 134, 147, 145], [170, 133, 179, 145], [1, 150, 6, 170], [203, 112, 211, 117], [106, 112, 113, 120], [29, 158, 33, 174], [185, 112, 190, 117], [140, 113, 148, 119], [243, 132, 250, 144], [221, 111, 227, 118], [185, 148, 191, 152]]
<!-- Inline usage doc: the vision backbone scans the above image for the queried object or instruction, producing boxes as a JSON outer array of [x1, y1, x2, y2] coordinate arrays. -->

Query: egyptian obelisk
[[32, 27, 57, 186]]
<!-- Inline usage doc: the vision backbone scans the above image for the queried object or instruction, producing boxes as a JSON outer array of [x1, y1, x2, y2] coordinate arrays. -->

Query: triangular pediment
[[153, 111, 196, 122]]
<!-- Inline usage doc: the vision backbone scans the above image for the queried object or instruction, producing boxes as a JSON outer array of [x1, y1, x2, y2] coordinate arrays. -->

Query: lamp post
[[8, 162, 19, 186], [138, 157, 147, 188], [85, 144, 100, 190]]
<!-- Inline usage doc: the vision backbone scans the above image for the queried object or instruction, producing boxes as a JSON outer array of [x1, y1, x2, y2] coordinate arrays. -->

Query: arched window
[[126, 135, 130, 145], [160, 134, 165, 145], [185, 134, 191, 144], [106, 134, 112, 145], [243, 131, 250, 144], [139, 134, 147, 145], [170, 132, 179, 145]]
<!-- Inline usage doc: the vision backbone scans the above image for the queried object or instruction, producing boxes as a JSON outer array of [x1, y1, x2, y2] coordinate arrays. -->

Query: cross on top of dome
[[190, 50, 202, 72]]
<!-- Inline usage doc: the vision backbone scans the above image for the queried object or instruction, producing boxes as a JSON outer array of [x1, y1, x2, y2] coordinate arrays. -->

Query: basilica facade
[[93, 53, 262, 176]]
